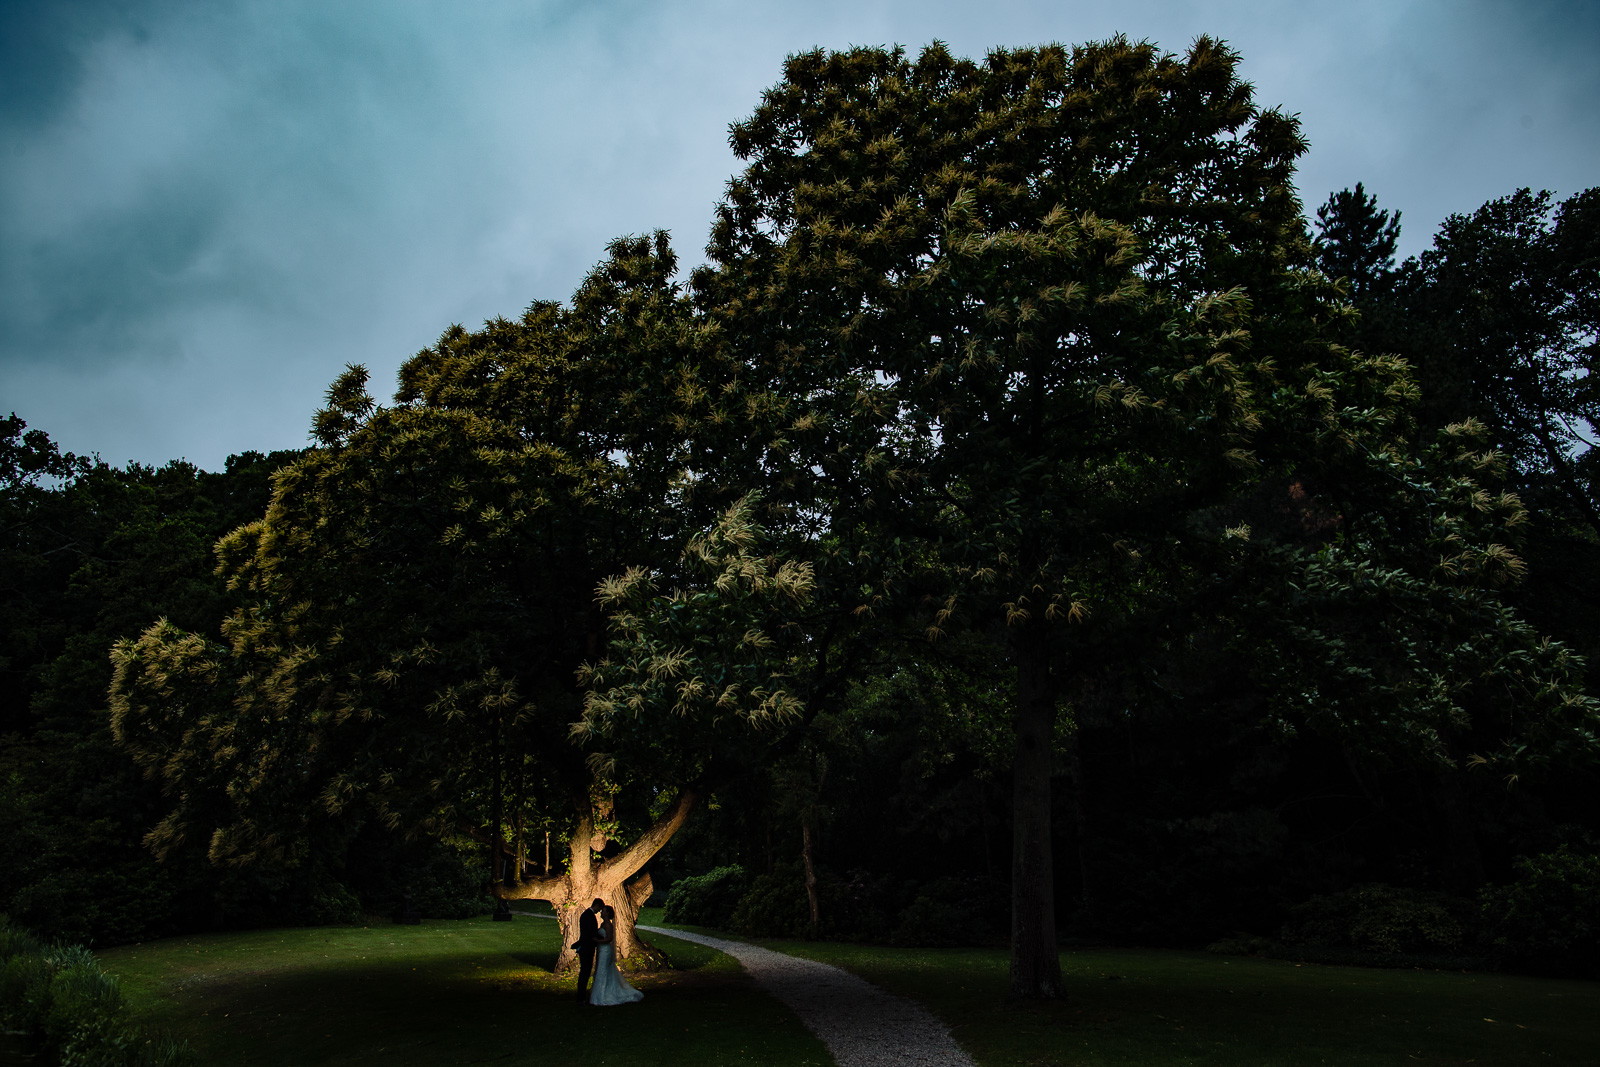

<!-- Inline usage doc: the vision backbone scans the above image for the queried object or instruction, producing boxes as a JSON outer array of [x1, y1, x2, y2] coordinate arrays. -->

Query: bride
[[587, 905, 644, 1006]]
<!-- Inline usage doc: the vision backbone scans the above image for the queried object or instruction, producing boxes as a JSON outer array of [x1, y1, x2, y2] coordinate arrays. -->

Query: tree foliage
[[2, 36, 1585, 996], [1312, 182, 1402, 301], [681, 34, 1575, 996], [1391, 188, 1598, 528]]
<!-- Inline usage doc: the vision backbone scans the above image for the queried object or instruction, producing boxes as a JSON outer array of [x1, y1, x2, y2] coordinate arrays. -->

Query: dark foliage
[[1, 422, 494, 944], [1480, 845, 1600, 977], [2, 62, 1598, 985], [1280, 883, 1472, 956], [662, 865, 750, 929], [0, 916, 192, 1066], [1313, 182, 1402, 301]]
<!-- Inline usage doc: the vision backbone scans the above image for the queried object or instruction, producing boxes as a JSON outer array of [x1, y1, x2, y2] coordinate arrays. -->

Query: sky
[[2, 0, 1597, 470]]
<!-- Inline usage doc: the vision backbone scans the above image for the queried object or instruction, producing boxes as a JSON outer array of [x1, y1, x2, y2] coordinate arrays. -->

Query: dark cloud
[[0, 0, 174, 130], [1, 0, 1595, 467]]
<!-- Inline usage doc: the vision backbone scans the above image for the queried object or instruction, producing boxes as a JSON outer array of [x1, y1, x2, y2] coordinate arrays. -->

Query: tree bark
[[1061, 718, 1092, 926], [801, 821, 821, 938], [512, 759, 525, 885], [490, 714, 504, 884], [498, 789, 697, 973], [1010, 626, 1062, 998]]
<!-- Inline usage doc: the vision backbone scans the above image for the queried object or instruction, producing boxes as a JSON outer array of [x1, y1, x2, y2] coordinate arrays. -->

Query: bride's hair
[[601, 905, 616, 921]]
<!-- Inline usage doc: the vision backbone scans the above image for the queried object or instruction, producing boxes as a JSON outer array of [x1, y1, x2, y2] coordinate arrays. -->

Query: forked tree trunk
[[1010, 628, 1062, 998], [498, 790, 697, 974]]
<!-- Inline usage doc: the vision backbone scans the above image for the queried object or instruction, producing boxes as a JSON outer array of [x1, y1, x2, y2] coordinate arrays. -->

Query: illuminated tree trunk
[[499, 789, 697, 973]]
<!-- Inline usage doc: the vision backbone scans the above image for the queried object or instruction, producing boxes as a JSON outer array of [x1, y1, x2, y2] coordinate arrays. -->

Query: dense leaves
[[3, 39, 1597, 999]]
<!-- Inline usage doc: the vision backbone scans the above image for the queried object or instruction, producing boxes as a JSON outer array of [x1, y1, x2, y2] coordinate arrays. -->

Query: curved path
[[637, 924, 976, 1067]]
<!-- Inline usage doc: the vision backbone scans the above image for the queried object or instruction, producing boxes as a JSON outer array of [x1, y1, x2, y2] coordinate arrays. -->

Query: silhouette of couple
[[573, 899, 643, 1006]]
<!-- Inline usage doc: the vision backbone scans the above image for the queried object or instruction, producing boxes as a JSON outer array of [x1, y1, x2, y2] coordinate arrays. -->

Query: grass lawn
[[96, 909, 1599, 1066], [739, 935, 1600, 1066], [95, 908, 829, 1066]]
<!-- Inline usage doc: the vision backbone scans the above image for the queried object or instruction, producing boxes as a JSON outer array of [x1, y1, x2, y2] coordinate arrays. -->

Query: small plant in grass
[[0, 916, 192, 1067]]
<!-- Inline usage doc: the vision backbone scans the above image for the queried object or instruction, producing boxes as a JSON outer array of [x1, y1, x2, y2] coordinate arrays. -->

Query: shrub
[[1082, 808, 1289, 944], [6, 863, 189, 950], [891, 876, 1006, 947], [306, 880, 362, 926], [1280, 884, 1470, 956], [1205, 934, 1280, 957], [401, 844, 492, 920], [822, 868, 897, 941], [0, 915, 192, 1067], [1479, 846, 1600, 976], [663, 865, 748, 928], [728, 862, 814, 938], [730, 863, 940, 942]]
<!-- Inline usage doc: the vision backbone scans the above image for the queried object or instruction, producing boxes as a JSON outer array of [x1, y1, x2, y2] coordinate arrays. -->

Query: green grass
[[95, 908, 829, 1066], [95, 911, 1600, 1066], [742, 937, 1600, 1066]]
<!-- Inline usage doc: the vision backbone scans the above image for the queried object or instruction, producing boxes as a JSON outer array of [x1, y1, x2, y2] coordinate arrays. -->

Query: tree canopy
[[675, 35, 1597, 996], [22, 35, 1589, 1001]]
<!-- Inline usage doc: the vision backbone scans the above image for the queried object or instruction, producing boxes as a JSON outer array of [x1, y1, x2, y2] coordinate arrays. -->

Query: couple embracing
[[574, 899, 644, 1007]]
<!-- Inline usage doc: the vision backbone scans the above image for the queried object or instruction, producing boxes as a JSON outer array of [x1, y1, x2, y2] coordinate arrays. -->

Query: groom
[[573, 898, 604, 1005]]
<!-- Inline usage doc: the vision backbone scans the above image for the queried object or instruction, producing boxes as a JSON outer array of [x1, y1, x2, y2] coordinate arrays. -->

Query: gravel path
[[637, 924, 976, 1067]]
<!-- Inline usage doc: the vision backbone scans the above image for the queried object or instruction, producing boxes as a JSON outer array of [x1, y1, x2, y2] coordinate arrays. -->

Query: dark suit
[[574, 908, 599, 1003]]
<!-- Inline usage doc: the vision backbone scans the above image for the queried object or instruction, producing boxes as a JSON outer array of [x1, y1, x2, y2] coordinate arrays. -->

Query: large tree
[[686, 37, 1592, 996], [689, 35, 1319, 997], [109, 235, 794, 969]]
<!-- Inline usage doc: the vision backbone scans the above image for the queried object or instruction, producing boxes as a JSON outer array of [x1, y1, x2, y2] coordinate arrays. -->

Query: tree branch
[[598, 789, 697, 886], [497, 871, 572, 902]]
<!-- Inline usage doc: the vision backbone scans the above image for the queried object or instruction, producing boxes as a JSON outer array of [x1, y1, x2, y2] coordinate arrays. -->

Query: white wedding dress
[[588, 934, 644, 1006]]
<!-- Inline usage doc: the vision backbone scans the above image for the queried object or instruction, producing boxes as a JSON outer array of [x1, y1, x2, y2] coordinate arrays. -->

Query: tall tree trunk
[[1061, 719, 1092, 926], [512, 758, 525, 885], [801, 821, 821, 938], [1010, 627, 1062, 998], [490, 714, 504, 884]]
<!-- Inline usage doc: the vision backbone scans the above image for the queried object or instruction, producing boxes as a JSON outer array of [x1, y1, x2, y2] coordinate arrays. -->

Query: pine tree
[[1313, 182, 1402, 301]]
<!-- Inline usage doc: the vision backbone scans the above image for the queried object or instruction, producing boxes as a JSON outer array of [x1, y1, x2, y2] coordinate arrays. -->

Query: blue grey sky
[[3, 0, 1596, 469]]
